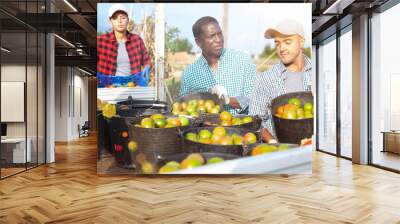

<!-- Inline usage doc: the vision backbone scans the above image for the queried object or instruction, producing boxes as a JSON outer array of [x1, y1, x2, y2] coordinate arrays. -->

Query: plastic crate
[[97, 66, 150, 88]]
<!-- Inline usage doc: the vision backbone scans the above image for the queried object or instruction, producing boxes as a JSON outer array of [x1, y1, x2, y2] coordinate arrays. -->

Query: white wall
[[54, 67, 89, 141], [71, 71, 89, 139], [54, 66, 69, 141]]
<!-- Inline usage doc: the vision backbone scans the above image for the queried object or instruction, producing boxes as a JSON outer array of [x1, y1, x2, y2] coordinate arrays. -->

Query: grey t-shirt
[[284, 71, 304, 93], [115, 40, 131, 76]]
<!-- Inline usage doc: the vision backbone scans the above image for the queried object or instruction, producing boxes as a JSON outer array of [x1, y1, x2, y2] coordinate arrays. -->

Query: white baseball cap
[[108, 3, 128, 18], [265, 19, 305, 39]]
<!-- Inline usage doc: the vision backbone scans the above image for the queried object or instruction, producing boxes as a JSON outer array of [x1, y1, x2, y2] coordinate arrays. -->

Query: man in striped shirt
[[249, 19, 312, 143], [180, 16, 257, 114]]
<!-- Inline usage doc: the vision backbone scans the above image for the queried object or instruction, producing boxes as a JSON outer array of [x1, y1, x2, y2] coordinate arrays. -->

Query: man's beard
[[281, 51, 302, 67]]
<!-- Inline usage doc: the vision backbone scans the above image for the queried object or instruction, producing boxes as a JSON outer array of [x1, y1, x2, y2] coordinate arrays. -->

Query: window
[[0, 0, 47, 179], [371, 3, 400, 171], [339, 28, 352, 158], [317, 36, 337, 155]]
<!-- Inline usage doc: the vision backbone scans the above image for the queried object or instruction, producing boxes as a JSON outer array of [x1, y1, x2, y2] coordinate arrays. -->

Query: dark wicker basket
[[117, 99, 170, 117], [97, 112, 112, 158], [180, 127, 261, 156], [106, 100, 170, 170], [242, 143, 299, 156], [129, 115, 200, 163], [176, 92, 224, 112], [271, 91, 314, 144], [202, 114, 262, 132], [108, 117, 137, 169], [155, 152, 240, 173]]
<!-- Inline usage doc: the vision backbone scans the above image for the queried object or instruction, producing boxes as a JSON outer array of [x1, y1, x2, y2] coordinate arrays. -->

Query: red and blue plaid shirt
[[97, 32, 151, 76]]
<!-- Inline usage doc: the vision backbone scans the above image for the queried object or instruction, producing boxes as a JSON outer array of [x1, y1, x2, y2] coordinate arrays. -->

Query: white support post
[[155, 4, 165, 101], [46, 33, 55, 163], [352, 14, 369, 164]]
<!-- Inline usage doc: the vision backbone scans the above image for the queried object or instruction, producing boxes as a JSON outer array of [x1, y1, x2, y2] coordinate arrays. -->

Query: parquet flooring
[[1, 167, 26, 178], [0, 134, 400, 224]]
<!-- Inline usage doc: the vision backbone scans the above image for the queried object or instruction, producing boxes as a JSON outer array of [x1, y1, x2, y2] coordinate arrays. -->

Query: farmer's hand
[[261, 128, 277, 143], [268, 139, 278, 144], [210, 85, 229, 104], [228, 97, 241, 109]]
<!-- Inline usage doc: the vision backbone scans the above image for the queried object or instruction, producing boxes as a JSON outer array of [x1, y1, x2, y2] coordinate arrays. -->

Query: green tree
[[259, 44, 276, 59], [166, 27, 180, 45], [170, 38, 193, 54], [259, 44, 312, 59], [304, 47, 311, 59], [165, 77, 182, 104], [165, 27, 193, 54]]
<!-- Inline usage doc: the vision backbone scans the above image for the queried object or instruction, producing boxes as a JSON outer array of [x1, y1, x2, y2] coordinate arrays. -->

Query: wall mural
[[96, 3, 314, 175]]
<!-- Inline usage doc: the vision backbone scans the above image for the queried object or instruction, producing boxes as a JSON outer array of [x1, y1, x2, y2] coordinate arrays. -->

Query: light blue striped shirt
[[249, 55, 312, 136], [180, 48, 257, 114]]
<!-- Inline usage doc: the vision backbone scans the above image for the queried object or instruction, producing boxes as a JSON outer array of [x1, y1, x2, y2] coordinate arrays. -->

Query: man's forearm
[[228, 97, 242, 109], [230, 96, 253, 113], [261, 128, 275, 143]]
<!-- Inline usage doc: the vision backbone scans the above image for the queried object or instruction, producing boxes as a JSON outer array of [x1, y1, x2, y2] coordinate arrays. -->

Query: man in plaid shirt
[[97, 4, 151, 86], [249, 19, 312, 143], [180, 16, 257, 114]]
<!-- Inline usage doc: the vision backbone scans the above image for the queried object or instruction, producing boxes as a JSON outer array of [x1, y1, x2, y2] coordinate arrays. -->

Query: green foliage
[[165, 77, 182, 104], [304, 47, 311, 59], [259, 44, 312, 60], [170, 38, 193, 54], [166, 27, 180, 44], [259, 44, 276, 59], [165, 27, 193, 54]]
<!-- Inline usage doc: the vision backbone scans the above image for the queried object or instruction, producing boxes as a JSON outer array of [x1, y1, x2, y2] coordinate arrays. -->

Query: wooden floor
[[1, 167, 26, 178], [373, 150, 400, 171], [1, 163, 44, 178], [1, 134, 400, 224]]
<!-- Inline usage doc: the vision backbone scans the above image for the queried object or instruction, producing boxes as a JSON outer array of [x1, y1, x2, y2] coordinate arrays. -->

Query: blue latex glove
[[97, 66, 150, 87], [97, 72, 112, 88], [132, 66, 150, 87], [130, 75, 146, 87], [134, 66, 150, 86]]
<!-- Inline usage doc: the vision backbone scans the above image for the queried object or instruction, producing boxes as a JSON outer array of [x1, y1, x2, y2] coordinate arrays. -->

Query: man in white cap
[[97, 3, 151, 86], [249, 19, 312, 143]]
